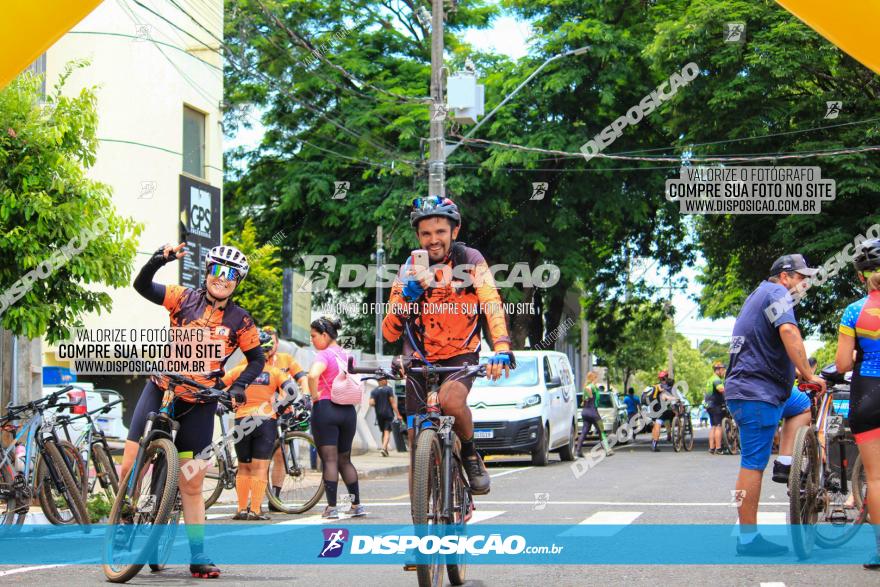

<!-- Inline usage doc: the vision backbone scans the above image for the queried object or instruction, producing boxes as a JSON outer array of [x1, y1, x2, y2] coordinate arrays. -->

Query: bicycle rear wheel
[[852, 454, 868, 515], [789, 426, 819, 559], [202, 452, 228, 510], [103, 438, 179, 583], [39, 440, 90, 525], [37, 440, 88, 524], [93, 442, 120, 503], [266, 431, 324, 514], [412, 429, 443, 587], [722, 418, 739, 454]]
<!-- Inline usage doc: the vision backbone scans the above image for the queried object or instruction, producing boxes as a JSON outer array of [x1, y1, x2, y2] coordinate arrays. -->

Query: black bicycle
[[720, 403, 740, 455], [671, 401, 694, 452], [0, 387, 90, 526], [350, 357, 487, 587], [103, 374, 230, 583], [54, 399, 122, 509], [202, 403, 238, 509], [265, 398, 324, 514], [789, 373, 867, 559]]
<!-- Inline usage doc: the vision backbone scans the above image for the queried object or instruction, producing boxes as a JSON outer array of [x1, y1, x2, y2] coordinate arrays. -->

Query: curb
[[358, 464, 409, 480]]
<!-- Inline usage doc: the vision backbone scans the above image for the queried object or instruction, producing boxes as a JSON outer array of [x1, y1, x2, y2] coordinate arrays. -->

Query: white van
[[42, 383, 128, 440], [467, 350, 578, 466]]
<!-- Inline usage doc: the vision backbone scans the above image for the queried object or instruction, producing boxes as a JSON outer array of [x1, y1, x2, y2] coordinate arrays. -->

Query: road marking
[[561, 510, 642, 537], [0, 565, 67, 577], [760, 583, 786, 587], [469, 510, 505, 524], [490, 466, 535, 478], [278, 515, 326, 525], [579, 511, 643, 525]]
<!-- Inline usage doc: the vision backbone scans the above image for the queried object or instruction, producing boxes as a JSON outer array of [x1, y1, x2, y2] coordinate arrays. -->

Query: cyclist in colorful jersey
[[705, 362, 726, 455], [835, 238, 880, 570], [382, 196, 514, 495], [647, 371, 676, 452], [258, 325, 310, 511], [222, 329, 298, 521], [126, 243, 264, 579]]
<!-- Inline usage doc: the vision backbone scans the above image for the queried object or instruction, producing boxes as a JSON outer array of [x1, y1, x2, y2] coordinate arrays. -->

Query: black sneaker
[[736, 534, 789, 557], [772, 460, 791, 484], [865, 554, 880, 570], [268, 501, 284, 513], [652, 442, 660, 453], [463, 454, 490, 495], [709, 448, 716, 455], [190, 554, 221, 579]]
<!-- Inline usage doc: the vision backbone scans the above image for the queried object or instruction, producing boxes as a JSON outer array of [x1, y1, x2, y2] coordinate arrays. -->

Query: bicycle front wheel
[[39, 440, 90, 526], [103, 438, 179, 583], [447, 437, 468, 586], [0, 462, 20, 526], [683, 415, 694, 452], [852, 454, 868, 515], [412, 428, 443, 587], [266, 431, 324, 514], [722, 418, 739, 454], [671, 416, 683, 452], [789, 426, 819, 559]]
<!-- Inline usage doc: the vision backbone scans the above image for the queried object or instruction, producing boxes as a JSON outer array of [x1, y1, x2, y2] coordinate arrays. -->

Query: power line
[[452, 136, 880, 163]]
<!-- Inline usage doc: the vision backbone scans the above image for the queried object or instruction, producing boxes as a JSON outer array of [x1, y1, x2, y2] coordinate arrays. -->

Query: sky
[[224, 11, 823, 355]]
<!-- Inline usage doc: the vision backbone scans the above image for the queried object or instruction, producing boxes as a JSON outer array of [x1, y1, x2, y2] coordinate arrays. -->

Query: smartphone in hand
[[411, 249, 429, 271]]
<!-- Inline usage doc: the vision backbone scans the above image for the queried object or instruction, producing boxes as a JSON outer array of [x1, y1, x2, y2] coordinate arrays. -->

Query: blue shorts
[[781, 389, 811, 419], [726, 399, 784, 471]]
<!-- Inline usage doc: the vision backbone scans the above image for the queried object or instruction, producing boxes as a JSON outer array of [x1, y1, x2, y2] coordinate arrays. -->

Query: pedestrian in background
[[370, 377, 401, 456], [307, 317, 366, 519], [576, 371, 613, 457]]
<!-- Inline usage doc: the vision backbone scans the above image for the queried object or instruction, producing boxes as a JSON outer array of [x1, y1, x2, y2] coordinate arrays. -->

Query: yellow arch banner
[[775, 0, 880, 75], [0, 0, 104, 89]]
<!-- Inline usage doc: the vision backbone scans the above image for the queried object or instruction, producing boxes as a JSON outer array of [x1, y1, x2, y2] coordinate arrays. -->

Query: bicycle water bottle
[[14, 444, 25, 473]]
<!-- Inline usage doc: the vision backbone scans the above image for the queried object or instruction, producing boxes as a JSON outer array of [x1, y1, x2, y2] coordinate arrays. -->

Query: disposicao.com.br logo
[[348, 534, 562, 556], [319, 528, 349, 558]]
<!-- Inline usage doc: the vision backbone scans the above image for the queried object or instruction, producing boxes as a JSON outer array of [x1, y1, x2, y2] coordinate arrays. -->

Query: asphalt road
[[1, 428, 877, 586]]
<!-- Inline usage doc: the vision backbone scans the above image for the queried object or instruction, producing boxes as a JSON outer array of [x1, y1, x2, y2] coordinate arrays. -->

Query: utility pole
[[374, 225, 384, 356], [428, 0, 445, 198]]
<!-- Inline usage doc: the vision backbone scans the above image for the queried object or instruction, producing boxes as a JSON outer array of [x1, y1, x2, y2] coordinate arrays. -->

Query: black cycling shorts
[[127, 380, 216, 458], [850, 373, 880, 437], [376, 416, 394, 432], [311, 399, 357, 452], [404, 352, 479, 423], [234, 416, 277, 462], [708, 407, 725, 427]]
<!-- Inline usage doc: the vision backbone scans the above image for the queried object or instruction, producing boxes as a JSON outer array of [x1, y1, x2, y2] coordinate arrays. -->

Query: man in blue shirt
[[623, 388, 639, 418], [726, 254, 826, 556]]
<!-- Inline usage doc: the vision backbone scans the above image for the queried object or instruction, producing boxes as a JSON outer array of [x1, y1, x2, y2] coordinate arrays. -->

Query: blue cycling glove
[[402, 278, 425, 302], [487, 351, 515, 369]]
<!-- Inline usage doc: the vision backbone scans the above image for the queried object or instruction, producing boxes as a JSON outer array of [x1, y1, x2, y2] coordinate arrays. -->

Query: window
[[473, 357, 539, 387], [543, 357, 553, 383], [182, 106, 206, 178]]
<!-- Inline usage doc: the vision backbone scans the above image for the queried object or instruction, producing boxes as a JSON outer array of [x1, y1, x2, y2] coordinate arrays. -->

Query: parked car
[[467, 350, 578, 466], [597, 392, 629, 437], [42, 383, 128, 440]]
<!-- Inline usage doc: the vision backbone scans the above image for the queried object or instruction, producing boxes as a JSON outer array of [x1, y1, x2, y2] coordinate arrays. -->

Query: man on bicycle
[[382, 196, 514, 495], [125, 243, 265, 578], [725, 254, 825, 556]]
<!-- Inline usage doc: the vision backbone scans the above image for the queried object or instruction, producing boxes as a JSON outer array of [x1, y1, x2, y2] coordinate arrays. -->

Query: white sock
[[777, 456, 792, 466]]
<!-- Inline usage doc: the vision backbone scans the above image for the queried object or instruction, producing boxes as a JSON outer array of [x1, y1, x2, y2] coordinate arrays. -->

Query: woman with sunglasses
[[307, 316, 366, 519], [124, 242, 265, 578]]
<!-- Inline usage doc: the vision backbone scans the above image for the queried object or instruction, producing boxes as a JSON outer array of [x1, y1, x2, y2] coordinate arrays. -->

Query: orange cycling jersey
[[153, 284, 261, 400], [268, 352, 307, 381], [222, 363, 290, 419], [382, 243, 511, 361]]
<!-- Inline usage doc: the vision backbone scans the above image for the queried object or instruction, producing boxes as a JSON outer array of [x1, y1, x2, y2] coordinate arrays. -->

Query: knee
[[178, 468, 204, 496]]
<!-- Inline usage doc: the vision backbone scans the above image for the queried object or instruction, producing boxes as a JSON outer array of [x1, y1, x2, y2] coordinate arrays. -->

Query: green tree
[[811, 337, 837, 371], [223, 218, 282, 327], [0, 64, 141, 342], [222, 0, 692, 350], [698, 339, 729, 364]]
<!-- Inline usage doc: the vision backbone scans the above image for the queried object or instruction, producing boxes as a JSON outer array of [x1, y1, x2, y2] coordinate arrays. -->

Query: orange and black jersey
[[382, 243, 511, 362], [222, 363, 291, 419], [133, 252, 264, 401], [268, 352, 307, 382]]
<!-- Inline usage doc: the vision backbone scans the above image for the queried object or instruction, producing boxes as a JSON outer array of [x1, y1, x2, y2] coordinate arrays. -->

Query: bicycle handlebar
[[347, 356, 487, 380], [3, 385, 75, 419], [157, 372, 232, 407]]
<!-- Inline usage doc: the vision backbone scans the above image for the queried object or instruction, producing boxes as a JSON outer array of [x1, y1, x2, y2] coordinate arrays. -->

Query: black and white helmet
[[205, 245, 249, 281], [853, 239, 880, 273]]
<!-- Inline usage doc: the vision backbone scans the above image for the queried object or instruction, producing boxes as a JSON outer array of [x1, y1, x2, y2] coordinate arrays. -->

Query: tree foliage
[[223, 217, 283, 327], [0, 63, 142, 342]]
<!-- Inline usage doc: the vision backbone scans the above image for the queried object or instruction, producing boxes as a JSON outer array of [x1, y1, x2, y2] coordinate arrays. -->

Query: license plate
[[832, 399, 850, 418], [474, 429, 494, 439]]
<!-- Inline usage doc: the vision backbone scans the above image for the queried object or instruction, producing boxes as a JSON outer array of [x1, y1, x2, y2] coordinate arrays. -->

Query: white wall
[[42, 0, 224, 361]]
